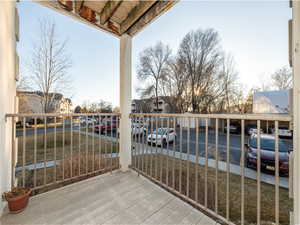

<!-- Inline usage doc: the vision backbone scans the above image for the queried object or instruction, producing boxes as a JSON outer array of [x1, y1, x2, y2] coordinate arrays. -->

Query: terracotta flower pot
[[5, 188, 31, 214]]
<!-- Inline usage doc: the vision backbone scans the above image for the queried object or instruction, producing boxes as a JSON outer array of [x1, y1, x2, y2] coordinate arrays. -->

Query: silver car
[[147, 128, 176, 146]]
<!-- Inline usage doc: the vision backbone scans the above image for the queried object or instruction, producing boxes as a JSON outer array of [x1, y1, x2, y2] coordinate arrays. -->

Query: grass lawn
[[132, 154, 292, 225], [15, 131, 119, 191]]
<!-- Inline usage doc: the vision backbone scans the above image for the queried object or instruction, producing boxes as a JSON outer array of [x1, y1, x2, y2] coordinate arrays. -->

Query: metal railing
[[130, 113, 293, 225], [6, 113, 120, 193]]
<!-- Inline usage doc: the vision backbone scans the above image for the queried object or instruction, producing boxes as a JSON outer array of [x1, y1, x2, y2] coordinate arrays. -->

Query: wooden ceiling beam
[[126, 0, 178, 36], [74, 0, 84, 13], [120, 1, 157, 34], [100, 0, 123, 25]]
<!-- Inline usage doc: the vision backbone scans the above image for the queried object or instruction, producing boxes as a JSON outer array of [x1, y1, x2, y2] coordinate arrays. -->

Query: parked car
[[16, 121, 31, 128], [271, 127, 293, 139], [117, 124, 146, 137], [245, 124, 264, 136], [245, 134, 291, 176], [132, 124, 146, 136], [224, 122, 241, 134], [80, 117, 97, 126], [95, 120, 118, 134], [147, 128, 176, 146]]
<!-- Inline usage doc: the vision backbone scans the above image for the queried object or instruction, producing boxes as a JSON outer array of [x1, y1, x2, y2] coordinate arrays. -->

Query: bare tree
[[81, 100, 112, 113], [16, 75, 31, 91], [137, 42, 171, 112], [178, 28, 222, 113], [271, 66, 292, 90], [28, 19, 72, 113], [160, 57, 190, 113], [217, 54, 239, 112]]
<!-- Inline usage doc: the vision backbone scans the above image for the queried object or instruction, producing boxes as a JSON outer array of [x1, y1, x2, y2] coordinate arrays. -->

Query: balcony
[[1, 171, 218, 225], [0, 112, 293, 225]]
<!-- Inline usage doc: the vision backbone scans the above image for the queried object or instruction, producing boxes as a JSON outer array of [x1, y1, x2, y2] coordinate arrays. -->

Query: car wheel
[[246, 159, 251, 168], [162, 139, 167, 147]]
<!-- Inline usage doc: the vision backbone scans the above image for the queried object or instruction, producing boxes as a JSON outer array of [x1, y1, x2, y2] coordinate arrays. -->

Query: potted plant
[[2, 187, 31, 213]]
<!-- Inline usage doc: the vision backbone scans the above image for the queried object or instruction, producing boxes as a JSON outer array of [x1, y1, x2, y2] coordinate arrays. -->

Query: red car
[[94, 120, 118, 134], [246, 134, 292, 176]]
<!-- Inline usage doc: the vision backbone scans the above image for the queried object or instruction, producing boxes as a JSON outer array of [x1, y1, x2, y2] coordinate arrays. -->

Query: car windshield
[[154, 128, 166, 135], [249, 137, 289, 152]]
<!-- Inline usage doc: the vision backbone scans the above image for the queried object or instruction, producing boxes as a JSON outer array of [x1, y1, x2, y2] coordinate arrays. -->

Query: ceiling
[[38, 0, 178, 37]]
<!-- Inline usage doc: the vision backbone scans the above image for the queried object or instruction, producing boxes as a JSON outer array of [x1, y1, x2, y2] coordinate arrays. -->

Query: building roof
[[39, 0, 178, 37], [17, 91, 65, 100]]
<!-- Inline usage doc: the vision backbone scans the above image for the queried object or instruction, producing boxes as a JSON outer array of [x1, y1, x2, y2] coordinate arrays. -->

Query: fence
[[130, 113, 293, 225], [6, 113, 120, 193]]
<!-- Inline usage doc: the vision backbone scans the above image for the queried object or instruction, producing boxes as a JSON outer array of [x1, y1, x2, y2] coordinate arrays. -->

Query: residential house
[[17, 91, 72, 114]]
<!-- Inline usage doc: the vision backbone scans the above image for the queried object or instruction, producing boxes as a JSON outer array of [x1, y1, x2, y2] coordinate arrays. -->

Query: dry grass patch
[[133, 154, 292, 225]]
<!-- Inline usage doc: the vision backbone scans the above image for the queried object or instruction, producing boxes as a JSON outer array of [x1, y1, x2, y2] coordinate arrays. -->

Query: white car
[[272, 127, 293, 138], [117, 124, 146, 136], [80, 117, 97, 126], [132, 124, 146, 136], [147, 128, 176, 146]]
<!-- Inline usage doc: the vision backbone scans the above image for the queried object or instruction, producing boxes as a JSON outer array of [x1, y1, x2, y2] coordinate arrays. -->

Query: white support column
[[119, 34, 132, 172], [0, 0, 17, 215], [293, 1, 300, 224]]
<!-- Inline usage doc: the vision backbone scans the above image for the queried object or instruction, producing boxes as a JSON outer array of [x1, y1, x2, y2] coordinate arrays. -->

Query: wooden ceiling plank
[[100, 0, 123, 25], [127, 0, 178, 36], [120, 1, 157, 34]]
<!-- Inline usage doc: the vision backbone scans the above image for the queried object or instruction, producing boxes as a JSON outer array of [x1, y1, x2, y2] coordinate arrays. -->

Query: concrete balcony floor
[[1, 171, 219, 225]]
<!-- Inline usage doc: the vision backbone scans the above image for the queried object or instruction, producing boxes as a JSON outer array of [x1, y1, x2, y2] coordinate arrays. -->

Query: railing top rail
[[130, 113, 292, 121], [6, 112, 121, 118]]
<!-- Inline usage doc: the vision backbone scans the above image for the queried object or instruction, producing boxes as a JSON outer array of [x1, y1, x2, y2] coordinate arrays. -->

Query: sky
[[17, 1, 292, 107]]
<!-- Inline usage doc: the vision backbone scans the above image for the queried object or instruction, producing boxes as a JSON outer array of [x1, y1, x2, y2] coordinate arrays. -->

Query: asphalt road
[[138, 128, 247, 165]]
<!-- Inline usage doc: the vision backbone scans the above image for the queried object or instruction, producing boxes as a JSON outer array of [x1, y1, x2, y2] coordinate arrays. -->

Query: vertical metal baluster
[[257, 120, 261, 225], [78, 115, 81, 175], [117, 115, 120, 169], [98, 115, 101, 170], [34, 117, 37, 187], [92, 115, 95, 173], [11, 117, 16, 188], [173, 117, 176, 189], [44, 116, 47, 185], [187, 117, 190, 197], [110, 115, 113, 173], [226, 118, 230, 220], [142, 116, 145, 173], [133, 116, 136, 170], [160, 117, 163, 182], [132, 115, 134, 170], [63, 116, 65, 180], [195, 117, 199, 203], [241, 119, 245, 225], [145, 116, 149, 175], [179, 118, 183, 193], [22, 117, 26, 187], [166, 117, 170, 186], [150, 117, 154, 177], [70, 116, 73, 178], [105, 116, 108, 171], [131, 116, 134, 169], [85, 115, 88, 174], [137, 115, 141, 172], [155, 116, 158, 180], [275, 121, 279, 225], [205, 118, 208, 208], [215, 118, 219, 213], [54, 117, 56, 183]]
